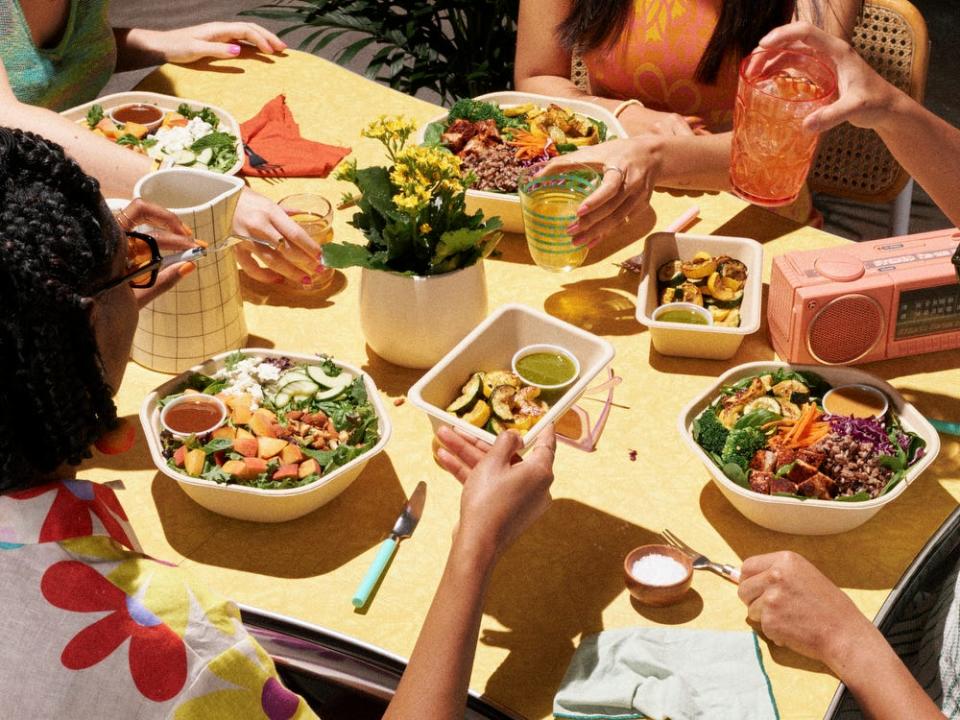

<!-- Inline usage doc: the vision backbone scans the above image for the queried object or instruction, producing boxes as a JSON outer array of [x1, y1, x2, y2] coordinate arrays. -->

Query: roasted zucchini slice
[[657, 259, 684, 286], [462, 399, 491, 427], [718, 257, 748, 287], [446, 372, 482, 414], [490, 385, 517, 421], [662, 282, 704, 306], [681, 251, 717, 279], [482, 370, 520, 397]]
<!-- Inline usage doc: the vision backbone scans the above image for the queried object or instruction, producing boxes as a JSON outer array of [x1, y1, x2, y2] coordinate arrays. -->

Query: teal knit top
[[1, 0, 116, 111]]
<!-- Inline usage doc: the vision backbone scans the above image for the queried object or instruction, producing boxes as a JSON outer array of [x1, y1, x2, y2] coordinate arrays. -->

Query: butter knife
[[352, 481, 427, 608]]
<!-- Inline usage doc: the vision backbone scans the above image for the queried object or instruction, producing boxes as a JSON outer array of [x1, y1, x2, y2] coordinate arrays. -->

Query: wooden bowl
[[624, 544, 694, 607]]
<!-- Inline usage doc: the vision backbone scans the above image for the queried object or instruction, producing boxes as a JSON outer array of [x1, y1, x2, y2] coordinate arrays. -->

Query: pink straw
[[665, 205, 700, 233]]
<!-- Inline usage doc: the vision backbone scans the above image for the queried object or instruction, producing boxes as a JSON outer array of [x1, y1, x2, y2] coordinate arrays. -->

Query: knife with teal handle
[[352, 481, 427, 608], [928, 418, 960, 436]]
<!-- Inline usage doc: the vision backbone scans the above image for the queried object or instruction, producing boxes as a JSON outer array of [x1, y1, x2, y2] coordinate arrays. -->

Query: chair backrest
[[809, 0, 929, 203]]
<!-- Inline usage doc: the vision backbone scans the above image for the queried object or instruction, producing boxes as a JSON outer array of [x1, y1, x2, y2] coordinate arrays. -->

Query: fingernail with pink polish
[[315, 264, 326, 274], [576, 204, 590, 217], [228, 44, 242, 56], [301, 276, 313, 286], [567, 222, 580, 234]]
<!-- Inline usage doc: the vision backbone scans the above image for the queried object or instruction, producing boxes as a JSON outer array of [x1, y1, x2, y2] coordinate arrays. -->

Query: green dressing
[[515, 352, 577, 386], [656, 309, 709, 325]]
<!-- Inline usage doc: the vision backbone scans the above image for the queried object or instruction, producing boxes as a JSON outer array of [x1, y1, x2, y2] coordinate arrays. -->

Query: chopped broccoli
[[695, 408, 729, 456], [721, 426, 767, 471], [446, 98, 524, 130]]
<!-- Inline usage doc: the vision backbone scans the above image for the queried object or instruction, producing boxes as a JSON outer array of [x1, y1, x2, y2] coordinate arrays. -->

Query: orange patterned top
[[582, 0, 740, 131]]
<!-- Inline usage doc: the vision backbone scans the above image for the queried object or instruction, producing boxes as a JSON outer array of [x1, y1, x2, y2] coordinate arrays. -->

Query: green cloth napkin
[[553, 627, 779, 720]]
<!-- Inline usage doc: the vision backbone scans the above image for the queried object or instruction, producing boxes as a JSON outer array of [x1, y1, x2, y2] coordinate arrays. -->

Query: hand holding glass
[[518, 165, 602, 272], [730, 49, 837, 207]]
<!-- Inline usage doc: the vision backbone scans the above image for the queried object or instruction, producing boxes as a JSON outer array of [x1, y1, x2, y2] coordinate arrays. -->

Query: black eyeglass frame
[[93, 230, 162, 294]]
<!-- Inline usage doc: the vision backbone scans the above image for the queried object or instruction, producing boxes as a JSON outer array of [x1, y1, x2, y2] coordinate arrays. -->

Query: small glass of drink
[[730, 48, 837, 207], [278, 193, 335, 291], [517, 164, 602, 272]]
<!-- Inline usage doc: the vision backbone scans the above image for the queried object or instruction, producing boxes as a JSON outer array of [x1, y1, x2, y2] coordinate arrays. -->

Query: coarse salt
[[631, 554, 688, 586]]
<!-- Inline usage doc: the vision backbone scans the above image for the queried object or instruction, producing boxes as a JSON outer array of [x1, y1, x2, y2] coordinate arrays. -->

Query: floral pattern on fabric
[[174, 640, 308, 720], [41, 560, 188, 702], [584, 0, 738, 130], [10, 479, 134, 548]]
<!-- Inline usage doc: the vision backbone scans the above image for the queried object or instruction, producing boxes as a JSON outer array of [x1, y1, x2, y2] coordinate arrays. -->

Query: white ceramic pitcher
[[131, 168, 247, 373]]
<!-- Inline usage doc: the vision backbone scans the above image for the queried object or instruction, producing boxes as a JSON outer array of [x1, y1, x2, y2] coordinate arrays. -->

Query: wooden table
[[79, 48, 960, 720]]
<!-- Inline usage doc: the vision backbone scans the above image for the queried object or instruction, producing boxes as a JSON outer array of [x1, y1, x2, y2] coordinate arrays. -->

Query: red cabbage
[[825, 415, 895, 455]]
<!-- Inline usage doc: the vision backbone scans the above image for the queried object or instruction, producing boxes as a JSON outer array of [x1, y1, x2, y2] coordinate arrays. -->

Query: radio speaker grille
[[808, 294, 884, 364]]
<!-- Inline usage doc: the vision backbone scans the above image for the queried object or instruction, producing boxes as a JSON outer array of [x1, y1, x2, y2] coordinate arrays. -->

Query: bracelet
[[613, 99, 644, 118]]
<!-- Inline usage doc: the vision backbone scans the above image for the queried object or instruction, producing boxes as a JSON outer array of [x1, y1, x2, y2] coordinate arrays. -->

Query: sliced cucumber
[[657, 259, 684, 287], [315, 382, 351, 401], [447, 372, 482, 414], [306, 364, 342, 386], [274, 392, 291, 407], [279, 379, 320, 398], [174, 149, 197, 166], [196, 148, 213, 166]]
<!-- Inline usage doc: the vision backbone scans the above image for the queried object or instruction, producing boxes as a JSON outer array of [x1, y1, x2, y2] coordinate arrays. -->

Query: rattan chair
[[570, 0, 929, 235], [809, 0, 929, 236]]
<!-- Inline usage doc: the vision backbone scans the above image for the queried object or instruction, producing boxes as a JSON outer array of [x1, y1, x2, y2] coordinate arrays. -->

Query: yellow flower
[[419, 223, 432, 234]]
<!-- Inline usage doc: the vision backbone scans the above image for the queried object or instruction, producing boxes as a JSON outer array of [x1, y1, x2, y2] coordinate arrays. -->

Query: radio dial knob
[[815, 254, 865, 282]]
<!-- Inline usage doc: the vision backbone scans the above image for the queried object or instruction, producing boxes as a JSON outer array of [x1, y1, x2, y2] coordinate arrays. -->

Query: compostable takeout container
[[61, 91, 244, 176], [678, 361, 940, 535], [140, 349, 391, 523], [636, 232, 763, 360], [408, 304, 614, 451], [414, 91, 627, 234]]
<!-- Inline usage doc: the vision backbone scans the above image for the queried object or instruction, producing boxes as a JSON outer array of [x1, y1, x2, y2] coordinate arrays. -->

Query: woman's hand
[[737, 550, 874, 671], [435, 425, 555, 562], [539, 137, 665, 248], [115, 199, 198, 308], [231, 188, 326, 286], [153, 22, 286, 63], [759, 22, 903, 134]]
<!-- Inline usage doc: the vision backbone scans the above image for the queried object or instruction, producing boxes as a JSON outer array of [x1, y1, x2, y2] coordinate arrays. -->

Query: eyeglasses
[[94, 231, 162, 294], [555, 368, 622, 451]]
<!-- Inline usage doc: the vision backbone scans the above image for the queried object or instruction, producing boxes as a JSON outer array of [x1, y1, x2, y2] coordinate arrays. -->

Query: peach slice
[[257, 437, 288, 459], [273, 464, 300, 481], [298, 458, 320, 479], [184, 448, 206, 477], [233, 436, 259, 458], [280, 444, 304, 465]]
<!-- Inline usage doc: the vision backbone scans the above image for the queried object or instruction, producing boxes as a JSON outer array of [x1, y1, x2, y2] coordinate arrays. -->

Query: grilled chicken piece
[[786, 460, 819, 483], [770, 476, 799, 495], [749, 471, 773, 494]]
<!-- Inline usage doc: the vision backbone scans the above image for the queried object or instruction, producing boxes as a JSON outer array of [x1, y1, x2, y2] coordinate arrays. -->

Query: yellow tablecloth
[[77, 49, 960, 719]]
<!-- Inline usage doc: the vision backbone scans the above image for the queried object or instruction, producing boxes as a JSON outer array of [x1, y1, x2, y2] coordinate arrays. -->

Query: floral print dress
[[0, 479, 318, 719]]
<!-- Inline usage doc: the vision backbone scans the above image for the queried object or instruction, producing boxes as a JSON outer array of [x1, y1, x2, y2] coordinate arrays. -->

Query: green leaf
[[201, 438, 234, 454], [723, 462, 749, 488], [835, 491, 872, 502], [422, 121, 445, 147], [86, 104, 105, 128], [433, 227, 487, 261], [322, 242, 381, 270], [734, 409, 781, 430], [775, 462, 795, 478]]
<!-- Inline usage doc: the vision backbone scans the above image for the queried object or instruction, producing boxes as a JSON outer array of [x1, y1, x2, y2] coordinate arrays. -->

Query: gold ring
[[602, 165, 625, 184], [116, 208, 135, 230], [624, 215, 631, 224]]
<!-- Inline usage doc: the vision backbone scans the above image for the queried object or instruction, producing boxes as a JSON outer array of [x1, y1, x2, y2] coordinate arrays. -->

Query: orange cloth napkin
[[240, 94, 350, 177]]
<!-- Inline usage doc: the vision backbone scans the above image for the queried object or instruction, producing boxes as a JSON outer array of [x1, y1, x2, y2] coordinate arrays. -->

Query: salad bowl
[[140, 349, 391, 522], [414, 91, 627, 233], [678, 361, 939, 535], [61, 91, 244, 176]]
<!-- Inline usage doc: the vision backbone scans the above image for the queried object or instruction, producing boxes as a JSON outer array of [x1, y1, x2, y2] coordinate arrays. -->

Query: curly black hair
[[0, 127, 119, 491]]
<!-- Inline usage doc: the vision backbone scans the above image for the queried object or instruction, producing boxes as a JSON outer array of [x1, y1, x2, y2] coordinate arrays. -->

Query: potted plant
[[324, 116, 502, 368]]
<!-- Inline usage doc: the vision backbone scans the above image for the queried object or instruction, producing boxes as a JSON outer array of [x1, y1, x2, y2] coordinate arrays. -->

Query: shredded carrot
[[768, 404, 829, 449]]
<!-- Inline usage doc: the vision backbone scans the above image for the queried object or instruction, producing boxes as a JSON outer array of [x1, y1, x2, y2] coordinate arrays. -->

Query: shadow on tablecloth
[[150, 450, 407, 578]]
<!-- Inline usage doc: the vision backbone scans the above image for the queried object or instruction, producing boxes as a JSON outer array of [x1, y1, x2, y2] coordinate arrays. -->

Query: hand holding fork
[[661, 529, 741, 583]]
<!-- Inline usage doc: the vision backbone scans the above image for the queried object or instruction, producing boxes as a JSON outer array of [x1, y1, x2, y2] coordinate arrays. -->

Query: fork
[[243, 144, 282, 174], [661, 529, 741, 584]]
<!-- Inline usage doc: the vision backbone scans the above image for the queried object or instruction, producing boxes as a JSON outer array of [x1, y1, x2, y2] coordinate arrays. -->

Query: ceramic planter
[[359, 261, 488, 369]]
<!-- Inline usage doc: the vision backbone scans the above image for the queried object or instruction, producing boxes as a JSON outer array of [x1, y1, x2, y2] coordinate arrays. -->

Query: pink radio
[[768, 228, 960, 365]]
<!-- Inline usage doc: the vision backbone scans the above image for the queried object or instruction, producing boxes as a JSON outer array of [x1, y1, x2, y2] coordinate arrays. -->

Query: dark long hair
[[0, 127, 118, 490], [558, 0, 796, 84]]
